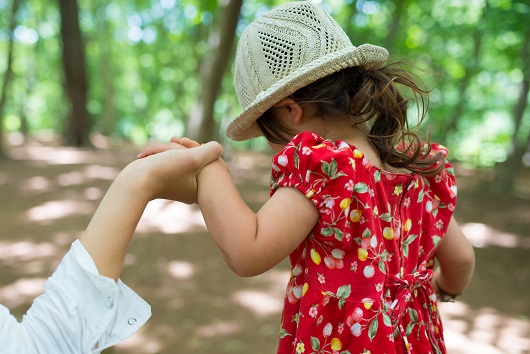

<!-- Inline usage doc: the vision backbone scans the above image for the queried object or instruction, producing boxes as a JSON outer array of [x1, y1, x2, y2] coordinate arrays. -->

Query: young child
[[141, 2, 475, 353], [0, 141, 222, 354]]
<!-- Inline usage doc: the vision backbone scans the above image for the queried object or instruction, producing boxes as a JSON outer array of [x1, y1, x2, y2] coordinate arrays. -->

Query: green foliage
[[0, 0, 528, 168]]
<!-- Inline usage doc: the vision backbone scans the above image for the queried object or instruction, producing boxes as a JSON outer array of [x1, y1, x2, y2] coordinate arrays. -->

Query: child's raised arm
[[433, 216, 475, 298], [164, 137, 320, 277]]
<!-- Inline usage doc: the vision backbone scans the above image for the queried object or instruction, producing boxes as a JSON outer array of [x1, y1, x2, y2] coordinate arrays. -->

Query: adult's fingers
[[137, 142, 185, 158]]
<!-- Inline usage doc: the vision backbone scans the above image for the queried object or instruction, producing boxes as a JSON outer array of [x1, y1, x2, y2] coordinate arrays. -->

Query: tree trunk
[[186, 0, 243, 143], [92, 0, 117, 136], [443, 3, 487, 138], [58, 0, 91, 146], [0, 0, 19, 158], [496, 32, 530, 194], [384, 0, 406, 51]]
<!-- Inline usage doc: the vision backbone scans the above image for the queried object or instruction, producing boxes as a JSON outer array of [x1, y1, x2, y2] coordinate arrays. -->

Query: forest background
[[0, 0, 529, 353]]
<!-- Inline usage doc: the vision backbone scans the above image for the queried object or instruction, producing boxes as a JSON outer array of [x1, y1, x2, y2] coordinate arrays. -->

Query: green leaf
[[354, 237, 362, 245], [368, 317, 378, 341], [279, 328, 291, 338], [311, 337, 320, 350], [294, 151, 299, 168], [322, 226, 333, 237], [432, 235, 441, 247], [362, 228, 371, 238], [433, 208, 439, 217], [405, 322, 415, 336], [353, 182, 369, 193], [417, 190, 425, 202], [403, 244, 409, 257], [333, 227, 344, 241], [383, 313, 392, 327], [408, 308, 419, 322], [378, 259, 386, 274], [338, 298, 346, 310], [340, 351, 351, 354], [403, 234, 418, 246], [446, 167, 455, 176], [337, 284, 351, 299], [321, 160, 333, 177], [374, 170, 381, 182], [379, 213, 392, 222]]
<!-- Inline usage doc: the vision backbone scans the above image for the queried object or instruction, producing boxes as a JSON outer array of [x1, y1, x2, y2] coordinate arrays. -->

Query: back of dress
[[271, 132, 457, 354]]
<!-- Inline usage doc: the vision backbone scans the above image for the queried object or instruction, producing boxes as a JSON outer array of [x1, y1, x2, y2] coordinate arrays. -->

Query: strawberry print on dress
[[270, 132, 457, 354]]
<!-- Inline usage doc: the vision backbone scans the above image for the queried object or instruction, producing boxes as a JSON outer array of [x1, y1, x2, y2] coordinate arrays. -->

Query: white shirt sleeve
[[0, 240, 151, 354]]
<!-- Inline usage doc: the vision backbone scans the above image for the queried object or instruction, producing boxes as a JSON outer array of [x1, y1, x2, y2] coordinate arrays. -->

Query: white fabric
[[0, 240, 151, 354]]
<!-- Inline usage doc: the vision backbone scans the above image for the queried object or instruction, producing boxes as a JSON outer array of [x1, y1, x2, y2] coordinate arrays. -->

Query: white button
[[105, 297, 114, 309], [128, 318, 137, 325]]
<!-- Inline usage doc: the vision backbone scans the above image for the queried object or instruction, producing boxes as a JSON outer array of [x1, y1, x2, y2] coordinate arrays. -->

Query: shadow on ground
[[0, 138, 528, 354]]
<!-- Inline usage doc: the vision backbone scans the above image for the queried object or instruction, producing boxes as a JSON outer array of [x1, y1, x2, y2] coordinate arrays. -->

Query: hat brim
[[226, 44, 389, 141]]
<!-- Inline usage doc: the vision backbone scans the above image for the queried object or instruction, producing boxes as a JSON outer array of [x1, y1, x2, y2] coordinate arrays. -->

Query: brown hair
[[256, 61, 444, 176]]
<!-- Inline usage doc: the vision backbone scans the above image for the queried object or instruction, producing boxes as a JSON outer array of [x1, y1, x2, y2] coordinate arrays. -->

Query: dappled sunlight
[[167, 260, 195, 280], [440, 302, 530, 354], [0, 241, 59, 263], [114, 329, 163, 354], [136, 200, 206, 234], [462, 222, 530, 249], [195, 320, 240, 338], [0, 278, 46, 308], [230, 269, 290, 316], [21, 176, 52, 191], [27, 199, 93, 222], [232, 290, 284, 316], [8, 146, 101, 165]]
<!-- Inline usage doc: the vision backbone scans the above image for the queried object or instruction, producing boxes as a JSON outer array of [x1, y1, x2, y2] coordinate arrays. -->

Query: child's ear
[[273, 98, 303, 125]]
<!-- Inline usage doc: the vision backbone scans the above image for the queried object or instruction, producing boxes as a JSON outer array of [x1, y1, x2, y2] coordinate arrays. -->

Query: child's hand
[[130, 138, 223, 204]]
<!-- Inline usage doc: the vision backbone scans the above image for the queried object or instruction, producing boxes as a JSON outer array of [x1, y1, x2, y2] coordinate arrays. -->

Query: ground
[[0, 136, 529, 354]]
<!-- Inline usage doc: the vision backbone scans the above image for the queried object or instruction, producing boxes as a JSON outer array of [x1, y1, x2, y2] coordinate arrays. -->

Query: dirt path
[[0, 141, 528, 353]]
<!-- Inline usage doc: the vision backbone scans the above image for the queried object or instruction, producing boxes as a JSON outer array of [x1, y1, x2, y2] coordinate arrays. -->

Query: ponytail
[[257, 61, 445, 176]]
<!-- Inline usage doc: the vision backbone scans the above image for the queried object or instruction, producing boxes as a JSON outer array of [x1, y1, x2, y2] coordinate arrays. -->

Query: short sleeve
[[422, 143, 458, 245], [270, 132, 354, 209]]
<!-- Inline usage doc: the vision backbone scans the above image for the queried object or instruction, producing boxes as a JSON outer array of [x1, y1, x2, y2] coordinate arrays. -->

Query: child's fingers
[[188, 141, 223, 168], [170, 136, 181, 144]]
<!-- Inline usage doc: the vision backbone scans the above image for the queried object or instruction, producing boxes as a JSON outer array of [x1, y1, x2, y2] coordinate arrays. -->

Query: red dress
[[270, 132, 457, 354]]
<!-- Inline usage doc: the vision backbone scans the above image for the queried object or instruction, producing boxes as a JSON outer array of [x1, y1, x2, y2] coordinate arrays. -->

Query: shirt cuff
[[67, 240, 151, 350]]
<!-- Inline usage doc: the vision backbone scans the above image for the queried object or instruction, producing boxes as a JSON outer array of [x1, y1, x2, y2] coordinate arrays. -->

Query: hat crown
[[234, 1, 353, 110]]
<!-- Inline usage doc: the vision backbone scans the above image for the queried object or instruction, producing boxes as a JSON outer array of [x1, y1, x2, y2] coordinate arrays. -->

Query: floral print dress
[[270, 132, 457, 354]]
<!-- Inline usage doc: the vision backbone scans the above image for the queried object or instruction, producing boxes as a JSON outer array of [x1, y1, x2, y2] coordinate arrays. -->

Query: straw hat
[[226, 1, 389, 141]]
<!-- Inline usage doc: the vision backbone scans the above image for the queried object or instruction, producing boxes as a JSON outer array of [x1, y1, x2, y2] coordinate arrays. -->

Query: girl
[[142, 2, 475, 353]]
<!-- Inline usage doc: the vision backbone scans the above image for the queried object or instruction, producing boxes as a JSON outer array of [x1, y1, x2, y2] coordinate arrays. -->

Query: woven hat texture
[[226, 1, 389, 141]]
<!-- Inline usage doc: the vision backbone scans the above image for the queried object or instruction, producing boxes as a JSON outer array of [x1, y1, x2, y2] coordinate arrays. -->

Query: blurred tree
[[497, 31, 529, 193], [0, 0, 19, 158], [186, 0, 243, 142], [445, 2, 487, 136], [58, 0, 91, 146]]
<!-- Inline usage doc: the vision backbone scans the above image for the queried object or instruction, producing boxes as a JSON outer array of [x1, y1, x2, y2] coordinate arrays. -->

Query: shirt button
[[128, 318, 137, 325], [105, 297, 114, 309]]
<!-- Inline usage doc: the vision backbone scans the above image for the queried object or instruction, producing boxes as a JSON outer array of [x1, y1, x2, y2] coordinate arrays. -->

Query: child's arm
[[150, 137, 320, 277], [81, 141, 223, 281], [197, 159, 319, 276], [433, 216, 475, 297]]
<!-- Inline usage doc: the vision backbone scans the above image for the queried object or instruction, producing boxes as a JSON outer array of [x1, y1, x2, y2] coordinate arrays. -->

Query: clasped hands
[[129, 136, 223, 204]]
